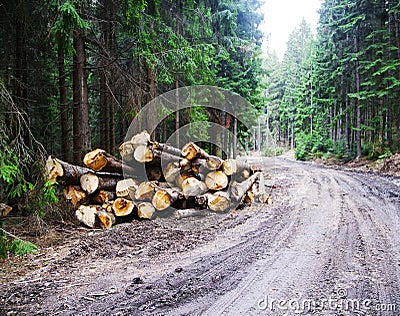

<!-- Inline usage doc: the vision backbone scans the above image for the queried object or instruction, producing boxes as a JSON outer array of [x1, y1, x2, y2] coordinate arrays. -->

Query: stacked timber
[[46, 131, 269, 229]]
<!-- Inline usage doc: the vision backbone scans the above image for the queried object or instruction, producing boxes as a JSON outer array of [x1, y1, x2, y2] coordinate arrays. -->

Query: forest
[[1, 0, 400, 223], [267, 0, 400, 161]]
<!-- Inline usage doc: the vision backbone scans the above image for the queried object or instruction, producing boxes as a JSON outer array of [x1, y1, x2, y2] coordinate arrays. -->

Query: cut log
[[0, 203, 12, 217], [80, 172, 120, 195], [46, 156, 91, 185], [83, 148, 136, 175], [230, 171, 262, 201], [176, 172, 194, 189], [137, 202, 156, 219], [96, 210, 115, 228], [175, 208, 206, 219], [190, 158, 211, 174], [208, 191, 231, 212], [92, 190, 115, 204], [119, 142, 135, 161], [112, 198, 136, 217], [181, 177, 208, 196], [151, 141, 182, 157], [134, 144, 154, 163], [76, 205, 101, 228], [205, 171, 229, 191], [181, 142, 222, 169], [63, 185, 87, 208], [222, 158, 252, 176], [130, 130, 151, 148], [116, 178, 138, 199], [252, 172, 269, 203], [134, 181, 157, 201], [152, 187, 184, 210], [243, 184, 255, 204], [134, 144, 181, 166], [164, 161, 181, 184]]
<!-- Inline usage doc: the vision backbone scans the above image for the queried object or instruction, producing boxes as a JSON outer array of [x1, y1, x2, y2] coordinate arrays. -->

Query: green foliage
[[32, 180, 59, 217], [51, 0, 89, 49], [362, 141, 392, 160], [295, 132, 333, 161], [0, 144, 33, 200], [263, 147, 288, 157], [0, 228, 38, 259]]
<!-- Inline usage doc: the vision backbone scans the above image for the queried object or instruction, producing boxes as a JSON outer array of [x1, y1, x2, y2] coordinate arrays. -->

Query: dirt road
[[1, 157, 400, 315]]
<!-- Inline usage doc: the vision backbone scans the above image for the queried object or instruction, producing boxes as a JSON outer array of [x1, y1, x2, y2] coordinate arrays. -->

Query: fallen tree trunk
[[152, 187, 184, 210], [80, 173, 121, 195], [181, 142, 222, 169], [83, 148, 136, 175], [230, 171, 262, 202]]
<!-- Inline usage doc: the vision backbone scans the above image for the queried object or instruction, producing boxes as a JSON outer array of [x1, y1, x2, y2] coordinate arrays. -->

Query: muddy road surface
[[1, 157, 400, 315]]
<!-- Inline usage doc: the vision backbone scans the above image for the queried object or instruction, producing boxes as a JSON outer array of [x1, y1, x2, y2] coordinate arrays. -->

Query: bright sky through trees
[[261, 0, 321, 59]]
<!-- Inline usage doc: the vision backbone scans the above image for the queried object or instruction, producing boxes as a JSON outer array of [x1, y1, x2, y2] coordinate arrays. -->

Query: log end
[[46, 156, 64, 183], [96, 211, 115, 229], [152, 190, 171, 210], [83, 149, 107, 171], [137, 202, 156, 219], [134, 145, 154, 163], [113, 198, 136, 217], [80, 173, 99, 195], [205, 171, 229, 191]]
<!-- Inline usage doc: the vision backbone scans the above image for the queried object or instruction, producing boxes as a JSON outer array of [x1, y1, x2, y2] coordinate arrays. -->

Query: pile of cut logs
[[46, 131, 269, 229]]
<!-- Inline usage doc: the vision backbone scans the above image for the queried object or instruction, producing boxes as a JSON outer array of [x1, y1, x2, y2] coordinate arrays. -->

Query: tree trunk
[[72, 26, 91, 164], [58, 45, 71, 162], [354, 34, 362, 158]]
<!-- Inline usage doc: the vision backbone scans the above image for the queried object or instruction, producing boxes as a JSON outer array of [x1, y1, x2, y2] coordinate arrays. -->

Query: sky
[[260, 0, 322, 59]]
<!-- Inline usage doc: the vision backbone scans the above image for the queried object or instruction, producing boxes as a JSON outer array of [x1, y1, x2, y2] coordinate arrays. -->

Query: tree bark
[[72, 26, 91, 164], [80, 172, 121, 194], [58, 45, 71, 162], [354, 33, 362, 158]]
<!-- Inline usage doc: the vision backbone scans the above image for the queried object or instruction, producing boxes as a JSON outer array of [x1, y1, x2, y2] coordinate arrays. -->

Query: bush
[[263, 147, 288, 157], [0, 227, 38, 259], [362, 141, 392, 160], [294, 132, 330, 160]]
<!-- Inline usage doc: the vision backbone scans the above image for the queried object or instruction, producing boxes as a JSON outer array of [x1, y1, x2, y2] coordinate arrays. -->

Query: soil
[[1, 156, 400, 315]]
